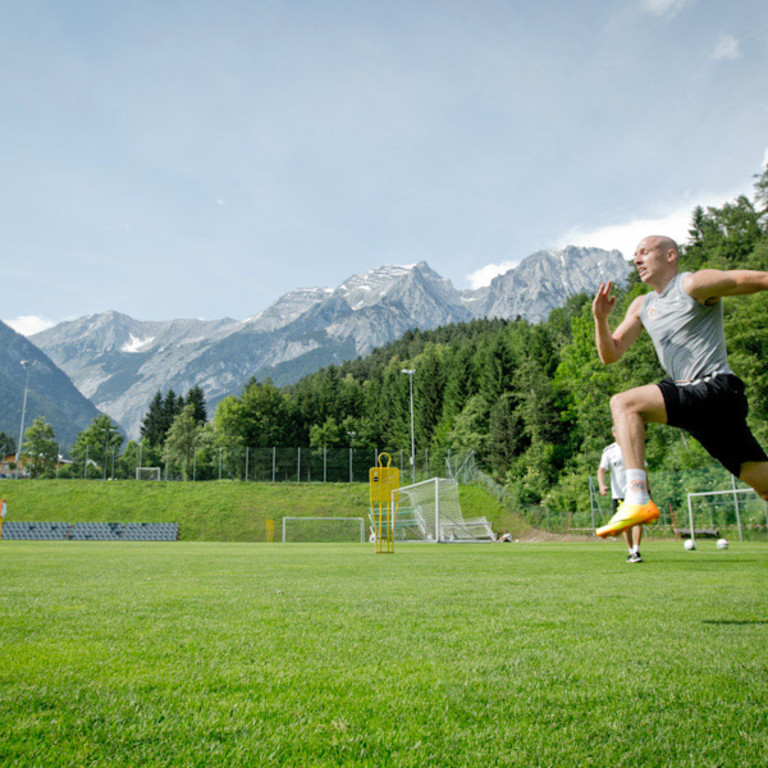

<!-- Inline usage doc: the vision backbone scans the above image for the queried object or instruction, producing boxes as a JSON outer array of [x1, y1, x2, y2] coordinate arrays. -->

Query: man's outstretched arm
[[685, 269, 768, 305]]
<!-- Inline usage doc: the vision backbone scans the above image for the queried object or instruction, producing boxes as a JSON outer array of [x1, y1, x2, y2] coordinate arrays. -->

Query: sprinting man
[[592, 235, 768, 538], [598, 434, 644, 562]]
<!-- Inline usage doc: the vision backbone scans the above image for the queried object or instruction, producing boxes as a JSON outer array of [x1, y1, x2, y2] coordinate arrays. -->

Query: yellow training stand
[[369, 453, 399, 554]]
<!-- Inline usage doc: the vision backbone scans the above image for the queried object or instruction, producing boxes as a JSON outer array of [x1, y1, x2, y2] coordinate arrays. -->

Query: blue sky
[[3, 0, 767, 334]]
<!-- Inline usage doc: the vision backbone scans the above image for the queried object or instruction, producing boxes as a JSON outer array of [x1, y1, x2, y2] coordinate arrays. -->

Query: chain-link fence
[[25, 445, 471, 484]]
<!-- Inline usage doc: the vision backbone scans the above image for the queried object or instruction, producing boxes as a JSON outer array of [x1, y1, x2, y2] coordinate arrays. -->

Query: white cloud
[[5, 315, 56, 336], [556, 188, 747, 261], [557, 211, 690, 262], [640, 0, 694, 18], [711, 34, 740, 61], [465, 260, 521, 290]]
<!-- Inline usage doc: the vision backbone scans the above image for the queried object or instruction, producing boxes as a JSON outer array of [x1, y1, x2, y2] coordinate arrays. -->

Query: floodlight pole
[[401, 368, 416, 483], [16, 360, 37, 479], [347, 431, 356, 483]]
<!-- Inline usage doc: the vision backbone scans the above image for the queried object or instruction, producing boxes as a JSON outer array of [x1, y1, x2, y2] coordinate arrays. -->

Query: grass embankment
[[1, 541, 767, 766], [0, 480, 517, 541]]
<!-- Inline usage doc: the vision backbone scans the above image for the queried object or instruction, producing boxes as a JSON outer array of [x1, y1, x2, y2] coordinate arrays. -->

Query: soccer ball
[[716, 538, 729, 550], [684, 539, 696, 551]]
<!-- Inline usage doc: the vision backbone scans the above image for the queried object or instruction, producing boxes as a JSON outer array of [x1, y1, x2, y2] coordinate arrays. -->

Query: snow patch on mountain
[[121, 334, 156, 353]]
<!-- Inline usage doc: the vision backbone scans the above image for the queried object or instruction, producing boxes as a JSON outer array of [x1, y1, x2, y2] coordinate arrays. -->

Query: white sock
[[625, 469, 649, 506], [630, 545, 639, 555]]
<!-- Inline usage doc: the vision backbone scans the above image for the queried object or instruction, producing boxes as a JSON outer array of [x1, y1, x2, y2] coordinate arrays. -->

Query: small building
[[1, 453, 23, 478], [0, 453, 72, 478]]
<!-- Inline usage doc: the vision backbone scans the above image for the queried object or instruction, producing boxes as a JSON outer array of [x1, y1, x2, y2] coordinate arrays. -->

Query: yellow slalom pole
[[369, 453, 399, 554]]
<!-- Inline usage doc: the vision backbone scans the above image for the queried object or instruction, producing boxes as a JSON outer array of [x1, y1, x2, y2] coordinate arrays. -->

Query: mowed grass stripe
[[1, 542, 767, 767]]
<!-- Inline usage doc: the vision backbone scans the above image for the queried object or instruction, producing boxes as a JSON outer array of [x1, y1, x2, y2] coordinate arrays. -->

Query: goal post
[[281, 517, 366, 543], [392, 477, 495, 543], [135, 466, 161, 481], [686, 487, 768, 544]]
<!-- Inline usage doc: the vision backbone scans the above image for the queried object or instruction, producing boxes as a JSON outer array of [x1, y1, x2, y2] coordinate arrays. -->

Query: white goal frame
[[391, 477, 495, 543], [687, 488, 768, 544], [281, 516, 366, 543], [135, 466, 161, 481]]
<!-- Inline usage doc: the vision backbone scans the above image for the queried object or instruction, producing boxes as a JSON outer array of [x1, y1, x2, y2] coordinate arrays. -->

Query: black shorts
[[657, 373, 767, 477]]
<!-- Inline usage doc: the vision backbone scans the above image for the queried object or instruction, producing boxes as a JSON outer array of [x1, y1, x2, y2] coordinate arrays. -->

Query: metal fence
[[17, 446, 473, 484]]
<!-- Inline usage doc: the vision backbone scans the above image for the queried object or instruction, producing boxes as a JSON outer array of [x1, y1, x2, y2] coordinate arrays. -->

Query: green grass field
[[2, 540, 767, 767]]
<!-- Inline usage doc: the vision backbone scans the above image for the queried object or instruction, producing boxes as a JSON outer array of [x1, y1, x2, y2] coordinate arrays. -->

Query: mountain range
[[28, 246, 630, 441]]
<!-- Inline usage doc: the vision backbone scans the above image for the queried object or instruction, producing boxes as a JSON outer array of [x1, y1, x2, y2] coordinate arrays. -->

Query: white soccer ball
[[716, 538, 729, 550], [684, 539, 696, 551]]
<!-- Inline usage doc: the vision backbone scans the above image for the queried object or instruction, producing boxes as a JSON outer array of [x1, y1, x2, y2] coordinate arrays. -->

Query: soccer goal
[[281, 517, 366, 543], [391, 478, 496, 543], [686, 487, 768, 544], [135, 466, 161, 481]]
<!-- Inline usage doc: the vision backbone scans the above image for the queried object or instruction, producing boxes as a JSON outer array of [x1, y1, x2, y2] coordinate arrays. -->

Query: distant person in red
[[592, 235, 768, 538]]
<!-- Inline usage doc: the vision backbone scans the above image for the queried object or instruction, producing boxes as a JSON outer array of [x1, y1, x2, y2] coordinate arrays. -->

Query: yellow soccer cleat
[[596, 500, 660, 538]]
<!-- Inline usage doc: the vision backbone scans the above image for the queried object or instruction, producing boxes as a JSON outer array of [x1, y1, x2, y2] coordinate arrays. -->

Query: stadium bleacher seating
[[1, 521, 71, 540], [1, 522, 179, 541]]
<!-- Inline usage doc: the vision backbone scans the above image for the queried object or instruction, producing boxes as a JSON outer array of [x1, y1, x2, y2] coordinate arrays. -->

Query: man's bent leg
[[739, 462, 768, 502], [609, 384, 668, 469]]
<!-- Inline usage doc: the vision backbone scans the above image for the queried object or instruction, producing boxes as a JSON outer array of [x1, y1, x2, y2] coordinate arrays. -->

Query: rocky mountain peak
[[246, 287, 333, 331]]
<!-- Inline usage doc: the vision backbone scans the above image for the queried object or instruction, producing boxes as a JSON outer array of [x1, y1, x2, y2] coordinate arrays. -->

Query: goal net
[[281, 517, 366, 543], [390, 478, 495, 542], [686, 487, 768, 543], [135, 466, 161, 481]]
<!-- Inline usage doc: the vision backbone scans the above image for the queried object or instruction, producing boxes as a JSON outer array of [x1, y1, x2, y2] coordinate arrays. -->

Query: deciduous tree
[[21, 416, 58, 478]]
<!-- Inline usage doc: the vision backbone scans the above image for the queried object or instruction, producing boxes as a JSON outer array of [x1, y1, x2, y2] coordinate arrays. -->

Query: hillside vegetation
[[0, 479, 515, 542]]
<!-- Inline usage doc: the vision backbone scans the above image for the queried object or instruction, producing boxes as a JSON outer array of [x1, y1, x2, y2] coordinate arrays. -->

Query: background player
[[598, 435, 644, 562]]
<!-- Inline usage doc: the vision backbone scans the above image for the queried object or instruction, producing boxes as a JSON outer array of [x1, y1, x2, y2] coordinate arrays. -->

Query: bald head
[[636, 235, 680, 261], [633, 235, 680, 289], [654, 235, 679, 257]]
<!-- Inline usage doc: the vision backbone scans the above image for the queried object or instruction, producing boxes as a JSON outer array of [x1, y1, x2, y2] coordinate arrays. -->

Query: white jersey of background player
[[598, 440, 645, 563]]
